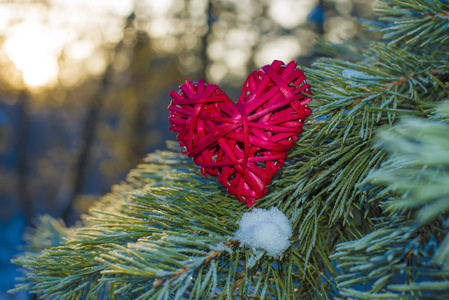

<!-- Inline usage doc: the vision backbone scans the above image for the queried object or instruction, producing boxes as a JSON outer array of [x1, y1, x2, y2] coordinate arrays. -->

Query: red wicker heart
[[169, 60, 312, 207]]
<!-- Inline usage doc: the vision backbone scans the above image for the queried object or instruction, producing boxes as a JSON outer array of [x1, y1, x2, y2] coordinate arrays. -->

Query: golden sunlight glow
[[0, 6, 10, 31], [4, 22, 60, 87], [1, 0, 134, 89]]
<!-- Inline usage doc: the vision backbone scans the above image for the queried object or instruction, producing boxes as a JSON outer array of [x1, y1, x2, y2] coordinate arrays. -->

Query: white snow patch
[[234, 207, 292, 257]]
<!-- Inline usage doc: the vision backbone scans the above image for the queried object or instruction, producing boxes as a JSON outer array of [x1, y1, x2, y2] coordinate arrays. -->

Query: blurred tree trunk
[[125, 22, 184, 164], [16, 90, 32, 223], [62, 65, 112, 224], [62, 13, 136, 224], [128, 31, 151, 163]]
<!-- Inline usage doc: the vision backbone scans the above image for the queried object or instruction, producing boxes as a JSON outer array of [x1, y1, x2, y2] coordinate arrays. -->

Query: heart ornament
[[169, 60, 312, 207]]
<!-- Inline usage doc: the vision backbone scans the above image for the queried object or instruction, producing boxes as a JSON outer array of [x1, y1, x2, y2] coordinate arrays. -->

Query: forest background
[[0, 0, 374, 299]]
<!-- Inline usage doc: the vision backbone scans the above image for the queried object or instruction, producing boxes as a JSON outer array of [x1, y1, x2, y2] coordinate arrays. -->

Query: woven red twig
[[169, 60, 312, 207]]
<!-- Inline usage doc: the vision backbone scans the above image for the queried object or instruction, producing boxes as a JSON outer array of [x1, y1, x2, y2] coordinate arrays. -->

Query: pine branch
[[152, 241, 237, 287], [376, 0, 449, 47], [12, 149, 344, 299], [366, 101, 449, 224], [260, 15, 449, 295], [332, 102, 449, 299], [23, 215, 73, 252]]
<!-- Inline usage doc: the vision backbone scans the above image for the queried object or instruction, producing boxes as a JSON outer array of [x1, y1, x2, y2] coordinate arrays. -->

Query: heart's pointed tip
[[246, 198, 257, 209]]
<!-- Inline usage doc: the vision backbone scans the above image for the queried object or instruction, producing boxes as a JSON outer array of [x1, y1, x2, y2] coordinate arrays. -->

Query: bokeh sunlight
[[4, 22, 60, 87]]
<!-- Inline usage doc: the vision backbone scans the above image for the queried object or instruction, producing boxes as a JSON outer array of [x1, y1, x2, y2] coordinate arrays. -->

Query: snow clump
[[234, 207, 292, 257]]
